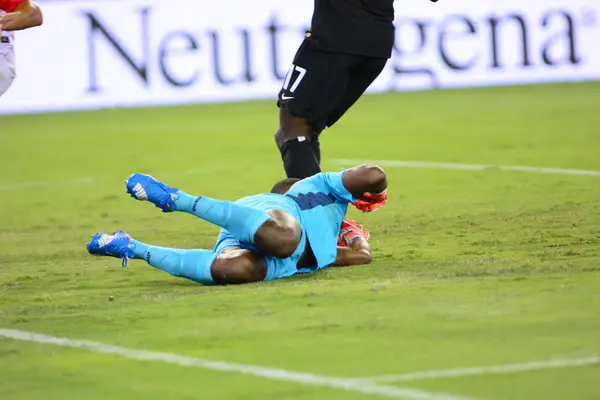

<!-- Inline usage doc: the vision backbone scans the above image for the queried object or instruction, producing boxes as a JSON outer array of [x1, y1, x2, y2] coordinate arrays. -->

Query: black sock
[[280, 138, 321, 179], [310, 136, 321, 164]]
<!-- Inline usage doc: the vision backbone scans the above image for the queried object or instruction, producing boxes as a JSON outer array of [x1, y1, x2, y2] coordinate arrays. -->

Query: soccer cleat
[[125, 173, 179, 212], [87, 230, 135, 267]]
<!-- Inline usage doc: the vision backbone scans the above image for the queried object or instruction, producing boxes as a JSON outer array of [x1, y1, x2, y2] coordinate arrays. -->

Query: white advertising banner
[[1, 0, 599, 114]]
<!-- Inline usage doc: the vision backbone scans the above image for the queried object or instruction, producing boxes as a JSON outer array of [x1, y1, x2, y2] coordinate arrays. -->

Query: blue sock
[[131, 240, 215, 285], [173, 192, 271, 244]]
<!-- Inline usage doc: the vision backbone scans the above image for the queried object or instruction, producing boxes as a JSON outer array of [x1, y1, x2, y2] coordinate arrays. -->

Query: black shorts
[[277, 35, 388, 132]]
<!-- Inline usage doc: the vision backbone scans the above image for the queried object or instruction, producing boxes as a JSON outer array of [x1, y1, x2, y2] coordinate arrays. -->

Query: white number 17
[[282, 64, 307, 93]]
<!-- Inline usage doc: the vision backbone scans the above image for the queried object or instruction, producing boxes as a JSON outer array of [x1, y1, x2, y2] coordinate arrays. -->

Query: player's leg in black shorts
[[275, 34, 356, 179], [274, 34, 387, 179]]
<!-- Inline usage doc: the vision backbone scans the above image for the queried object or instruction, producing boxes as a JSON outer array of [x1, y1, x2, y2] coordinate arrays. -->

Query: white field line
[[365, 356, 600, 383], [334, 159, 600, 177], [0, 329, 473, 400], [0, 167, 237, 191]]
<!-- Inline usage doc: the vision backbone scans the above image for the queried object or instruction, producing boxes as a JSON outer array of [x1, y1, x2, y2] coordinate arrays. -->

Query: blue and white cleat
[[125, 173, 179, 212], [87, 230, 135, 267]]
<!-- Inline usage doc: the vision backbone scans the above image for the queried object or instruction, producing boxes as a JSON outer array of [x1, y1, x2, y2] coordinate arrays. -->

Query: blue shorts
[[213, 171, 357, 280]]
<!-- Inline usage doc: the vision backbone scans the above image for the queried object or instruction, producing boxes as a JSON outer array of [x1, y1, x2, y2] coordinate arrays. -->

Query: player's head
[[270, 178, 300, 194]]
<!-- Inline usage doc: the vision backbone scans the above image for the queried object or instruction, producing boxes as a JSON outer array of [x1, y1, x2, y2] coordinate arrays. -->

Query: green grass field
[[1, 82, 599, 400]]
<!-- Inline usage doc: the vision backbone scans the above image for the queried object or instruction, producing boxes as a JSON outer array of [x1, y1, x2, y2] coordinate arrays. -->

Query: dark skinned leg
[[273, 37, 354, 179], [254, 209, 302, 259], [274, 108, 321, 179], [210, 248, 268, 285], [211, 210, 302, 284], [136, 209, 300, 286]]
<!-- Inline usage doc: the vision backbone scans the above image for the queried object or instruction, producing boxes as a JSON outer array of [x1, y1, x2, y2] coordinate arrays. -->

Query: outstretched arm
[[334, 237, 372, 267], [0, 1, 43, 31], [334, 220, 372, 267]]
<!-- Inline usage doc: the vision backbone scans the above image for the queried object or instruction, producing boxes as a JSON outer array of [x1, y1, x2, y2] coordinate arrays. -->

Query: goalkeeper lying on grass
[[86, 165, 388, 285]]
